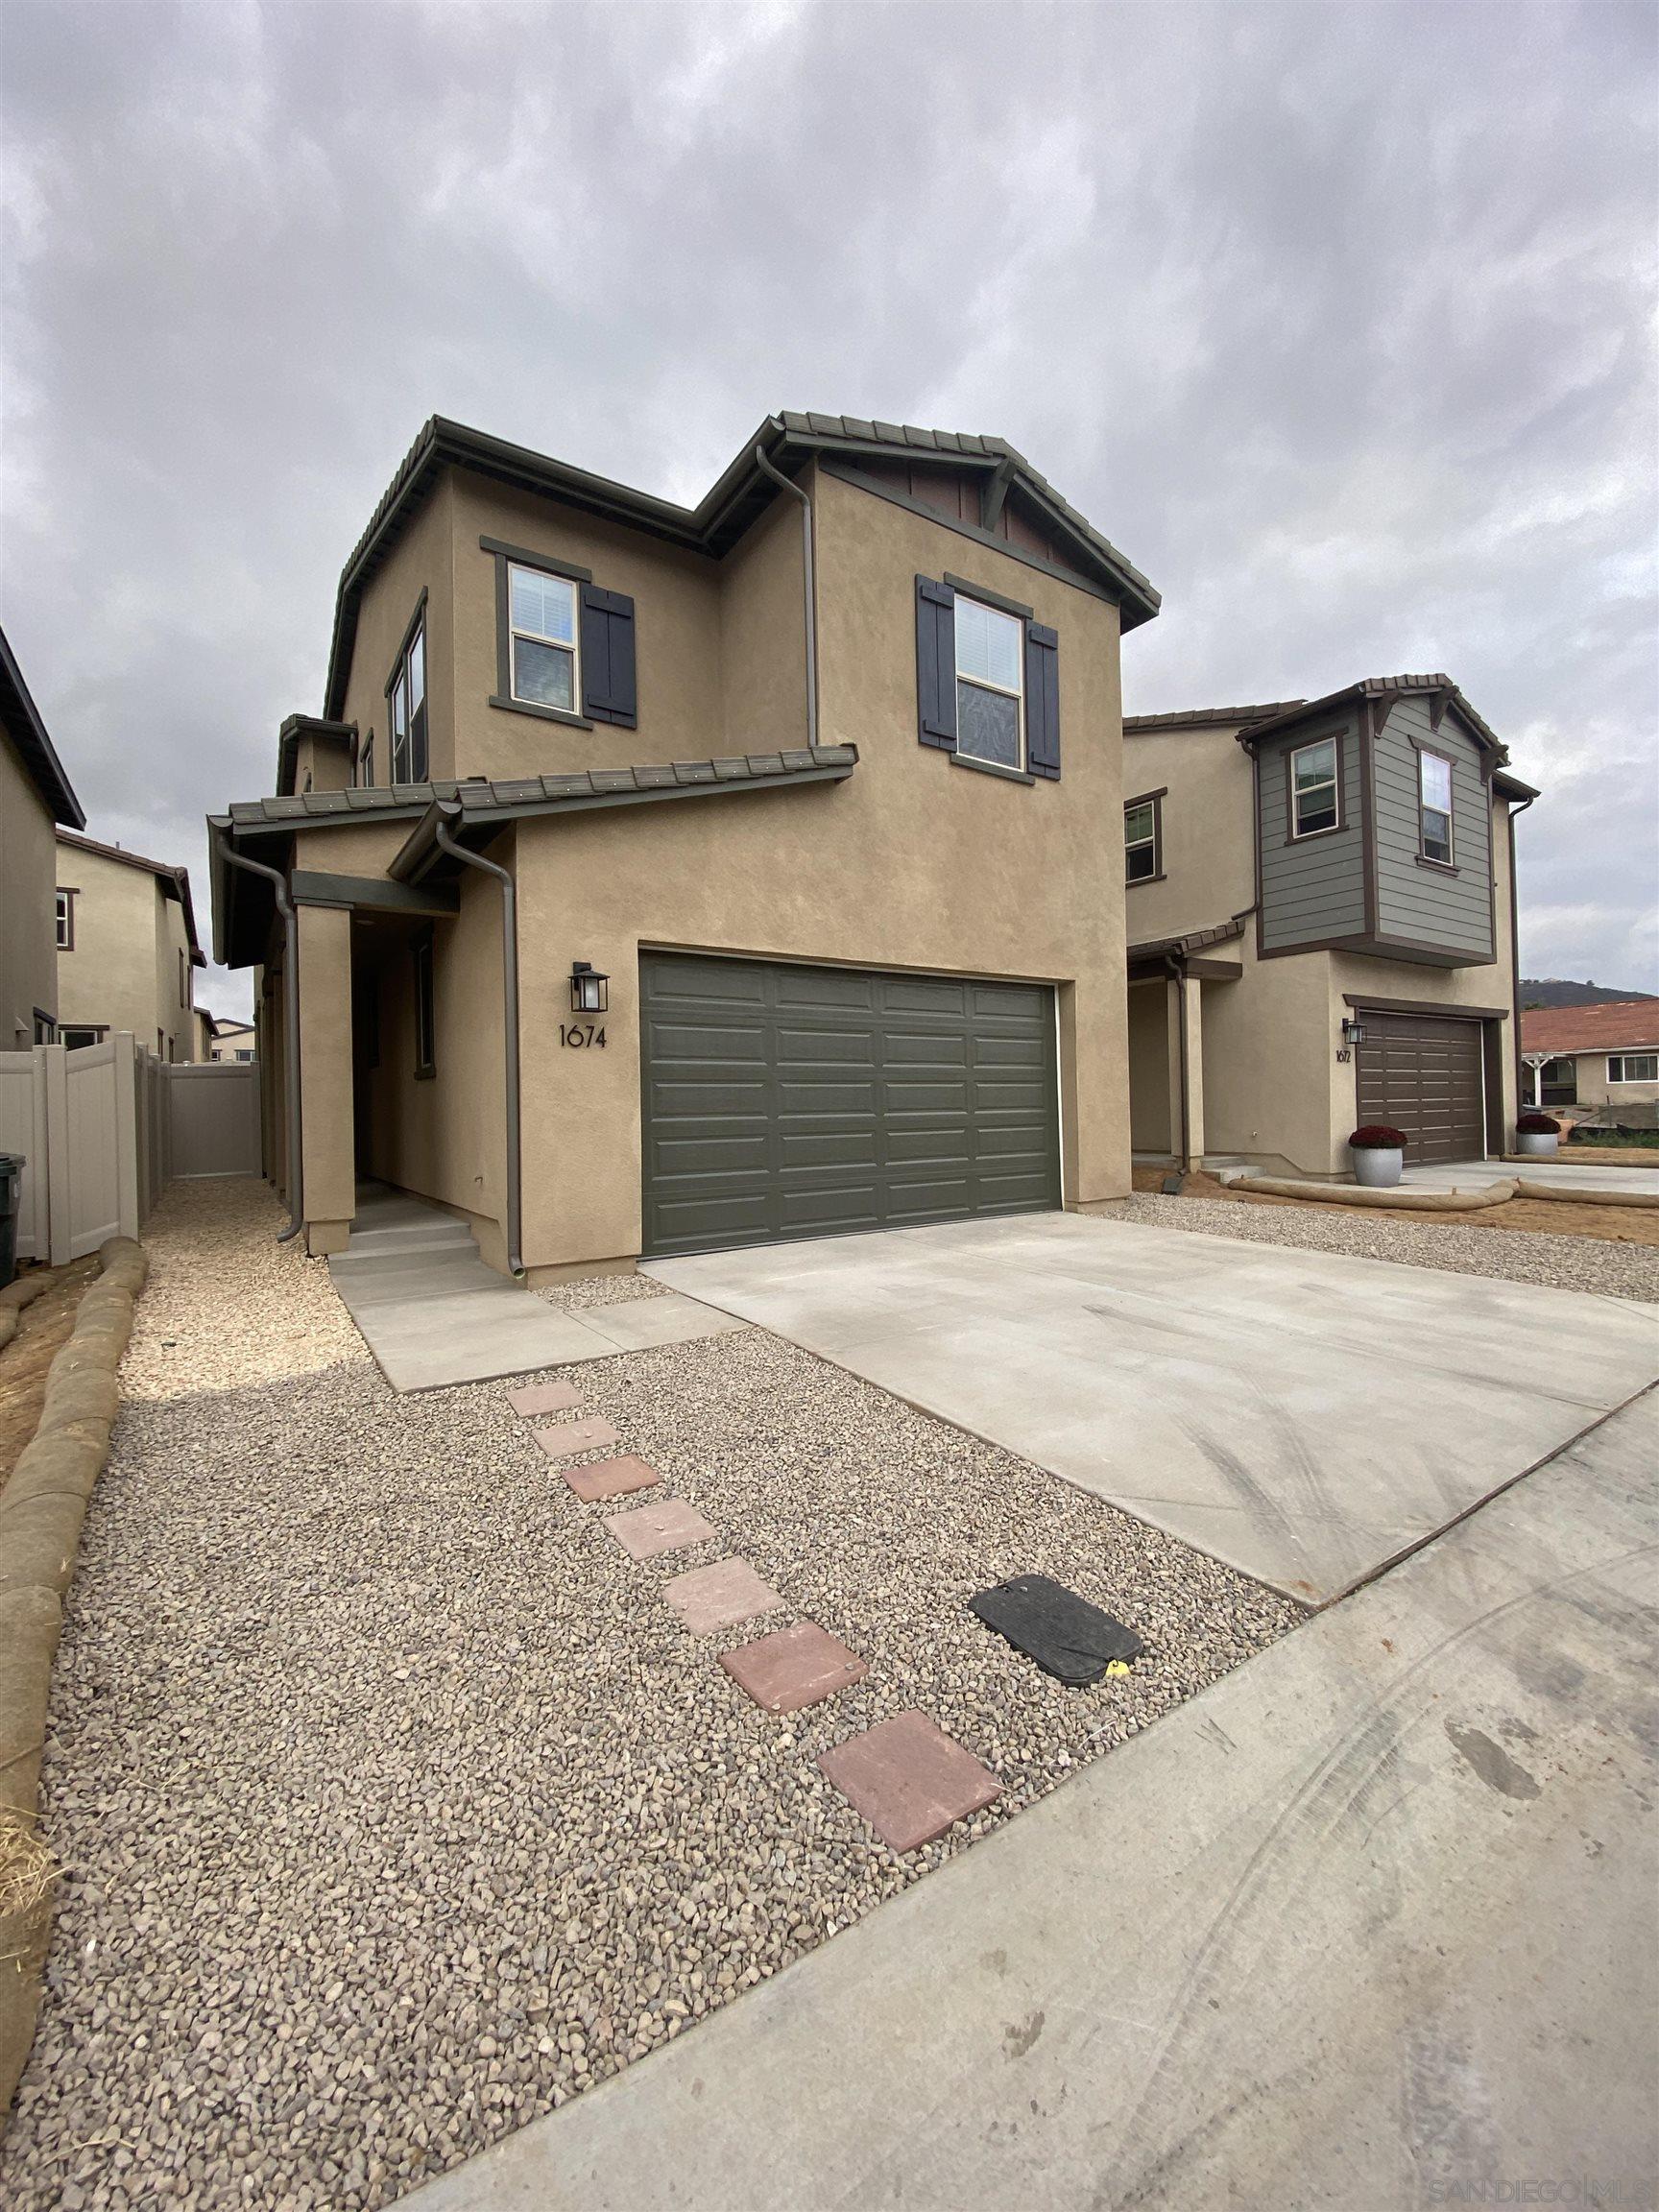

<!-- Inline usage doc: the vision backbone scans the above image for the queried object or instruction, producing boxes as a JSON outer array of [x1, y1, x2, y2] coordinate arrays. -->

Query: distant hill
[[1520, 978, 1658, 1009]]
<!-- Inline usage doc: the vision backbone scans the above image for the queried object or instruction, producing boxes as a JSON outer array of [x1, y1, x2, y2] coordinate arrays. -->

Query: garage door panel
[[1356, 1014, 1485, 1166], [641, 953, 1059, 1256]]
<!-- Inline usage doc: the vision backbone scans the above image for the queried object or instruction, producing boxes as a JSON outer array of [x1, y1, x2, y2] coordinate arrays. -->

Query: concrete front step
[[344, 1221, 475, 1259]]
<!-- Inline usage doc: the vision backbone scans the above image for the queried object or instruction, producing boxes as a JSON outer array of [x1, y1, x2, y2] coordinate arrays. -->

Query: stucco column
[[297, 903, 355, 1254], [1165, 971, 1205, 1168]]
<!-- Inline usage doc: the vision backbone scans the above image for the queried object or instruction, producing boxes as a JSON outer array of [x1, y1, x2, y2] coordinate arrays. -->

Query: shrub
[[1516, 1112, 1560, 1136], [1349, 1124, 1407, 1150]]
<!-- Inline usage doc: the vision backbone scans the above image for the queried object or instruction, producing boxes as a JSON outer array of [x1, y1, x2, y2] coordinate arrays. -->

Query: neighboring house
[[210, 410, 1161, 1269], [1, 622, 85, 1046], [1121, 680, 1540, 1173], [56, 830, 206, 1060], [1520, 1002, 1659, 1115], [209, 1016, 257, 1063]]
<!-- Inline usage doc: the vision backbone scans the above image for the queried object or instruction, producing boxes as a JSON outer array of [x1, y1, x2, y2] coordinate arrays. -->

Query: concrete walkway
[[403, 1385, 1659, 2212], [328, 1190, 746, 1391], [1216, 1157, 1659, 1196], [648, 1213, 1659, 1603]]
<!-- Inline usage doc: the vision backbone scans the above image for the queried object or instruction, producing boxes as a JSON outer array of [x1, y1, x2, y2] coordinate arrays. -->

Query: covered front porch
[[1125, 921, 1245, 1172]]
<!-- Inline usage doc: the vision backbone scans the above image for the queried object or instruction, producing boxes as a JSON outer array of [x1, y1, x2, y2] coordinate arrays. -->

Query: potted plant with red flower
[[1515, 1112, 1560, 1159], [1349, 1124, 1407, 1189]]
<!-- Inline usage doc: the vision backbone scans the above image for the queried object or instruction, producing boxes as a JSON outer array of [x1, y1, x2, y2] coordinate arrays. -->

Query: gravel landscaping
[[3, 1183, 1298, 2210], [1088, 1190, 1659, 1304]]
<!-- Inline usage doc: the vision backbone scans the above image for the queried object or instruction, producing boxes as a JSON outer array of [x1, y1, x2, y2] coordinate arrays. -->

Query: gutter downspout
[[1506, 791, 1536, 1141], [1166, 955, 1191, 1176], [213, 828, 303, 1242], [754, 444, 818, 749], [432, 810, 523, 1277]]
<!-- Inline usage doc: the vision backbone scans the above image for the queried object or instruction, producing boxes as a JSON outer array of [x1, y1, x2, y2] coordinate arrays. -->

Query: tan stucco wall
[[290, 733, 354, 794], [0, 731, 59, 1045], [281, 464, 1133, 1268], [339, 478, 454, 787], [1126, 979, 1170, 1151], [1120, 718, 1255, 942], [1540, 1053, 1659, 1110], [56, 840, 198, 1060]]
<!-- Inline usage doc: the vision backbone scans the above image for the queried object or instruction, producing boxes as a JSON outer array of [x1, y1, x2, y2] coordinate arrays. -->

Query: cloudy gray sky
[[3, 0, 1654, 1023]]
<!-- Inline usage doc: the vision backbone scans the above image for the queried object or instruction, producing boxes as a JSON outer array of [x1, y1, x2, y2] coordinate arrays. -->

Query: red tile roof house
[[1520, 1000, 1659, 1121]]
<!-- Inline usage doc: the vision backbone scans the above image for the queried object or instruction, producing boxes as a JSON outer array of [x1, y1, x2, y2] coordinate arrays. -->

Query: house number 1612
[[560, 1023, 607, 1049]]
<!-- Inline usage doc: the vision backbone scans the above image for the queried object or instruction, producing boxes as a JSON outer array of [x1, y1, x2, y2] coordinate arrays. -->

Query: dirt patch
[[0, 1260, 102, 1489], [1559, 1143, 1659, 1167], [1131, 1166, 1659, 1248]]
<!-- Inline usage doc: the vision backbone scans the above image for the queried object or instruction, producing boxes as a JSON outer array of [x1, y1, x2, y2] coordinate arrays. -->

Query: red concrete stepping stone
[[662, 1557, 784, 1636], [818, 1710, 1000, 1854], [721, 1622, 868, 1714], [564, 1455, 662, 1503], [603, 1497, 717, 1561], [532, 1415, 620, 1459], [507, 1380, 584, 1417]]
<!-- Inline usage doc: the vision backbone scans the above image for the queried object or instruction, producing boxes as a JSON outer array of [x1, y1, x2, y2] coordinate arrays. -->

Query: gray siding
[[1258, 709, 1365, 950], [1373, 697, 1494, 957]]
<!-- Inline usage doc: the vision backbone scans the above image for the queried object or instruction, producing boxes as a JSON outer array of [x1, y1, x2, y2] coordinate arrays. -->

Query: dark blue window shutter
[[581, 586, 637, 727], [916, 575, 957, 750], [1025, 621, 1060, 779]]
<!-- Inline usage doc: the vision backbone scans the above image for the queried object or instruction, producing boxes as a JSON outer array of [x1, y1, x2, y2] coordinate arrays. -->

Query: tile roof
[[1520, 1001, 1659, 1055], [1127, 916, 1248, 961], [323, 412, 1160, 716], [1123, 702, 1307, 732]]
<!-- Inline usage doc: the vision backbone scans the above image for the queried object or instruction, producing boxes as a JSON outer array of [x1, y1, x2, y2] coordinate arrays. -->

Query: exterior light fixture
[[570, 961, 609, 1015], [1341, 1017, 1367, 1049]]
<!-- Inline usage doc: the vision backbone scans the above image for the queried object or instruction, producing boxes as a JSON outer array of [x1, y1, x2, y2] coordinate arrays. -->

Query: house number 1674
[[560, 1023, 607, 1049]]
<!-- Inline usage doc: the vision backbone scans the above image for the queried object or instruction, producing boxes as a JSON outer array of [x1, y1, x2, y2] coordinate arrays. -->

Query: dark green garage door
[[640, 953, 1060, 1257]]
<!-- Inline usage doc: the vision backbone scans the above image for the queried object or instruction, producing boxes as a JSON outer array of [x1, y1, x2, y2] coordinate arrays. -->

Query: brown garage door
[[1356, 1014, 1486, 1164]]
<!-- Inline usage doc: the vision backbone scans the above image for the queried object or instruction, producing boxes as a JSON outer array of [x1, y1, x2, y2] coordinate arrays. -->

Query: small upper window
[[1608, 1053, 1657, 1084], [1290, 737, 1339, 837], [954, 595, 1023, 771], [1419, 749, 1455, 864], [55, 889, 74, 950], [510, 565, 579, 713], [390, 618, 428, 783], [33, 1010, 56, 1046], [1124, 797, 1161, 883]]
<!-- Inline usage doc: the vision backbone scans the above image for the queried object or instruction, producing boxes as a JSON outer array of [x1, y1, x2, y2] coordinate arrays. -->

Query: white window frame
[[1607, 1053, 1658, 1085], [508, 563, 581, 716], [953, 593, 1025, 772], [60, 1024, 108, 1051], [1289, 736, 1340, 839], [1124, 795, 1161, 883], [55, 888, 73, 950], [1418, 746, 1455, 866]]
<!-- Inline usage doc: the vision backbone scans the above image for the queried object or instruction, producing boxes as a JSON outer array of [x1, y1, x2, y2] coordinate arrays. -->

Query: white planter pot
[[1353, 1146, 1404, 1189], [1516, 1131, 1558, 1158]]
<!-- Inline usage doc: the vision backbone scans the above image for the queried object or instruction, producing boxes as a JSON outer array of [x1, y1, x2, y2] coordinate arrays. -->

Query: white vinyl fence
[[0, 1035, 258, 1265]]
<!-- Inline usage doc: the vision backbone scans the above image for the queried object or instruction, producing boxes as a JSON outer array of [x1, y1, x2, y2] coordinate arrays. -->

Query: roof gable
[[323, 412, 1159, 718], [1520, 1000, 1659, 1055], [0, 622, 84, 829]]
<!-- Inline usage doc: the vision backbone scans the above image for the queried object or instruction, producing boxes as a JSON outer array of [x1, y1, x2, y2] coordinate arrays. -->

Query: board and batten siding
[[1372, 696, 1495, 959], [1257, 709, 1365, 951]]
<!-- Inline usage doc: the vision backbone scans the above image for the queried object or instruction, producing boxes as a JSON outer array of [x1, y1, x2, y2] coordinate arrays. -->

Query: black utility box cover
[[969, 1575, 1144, 1686]]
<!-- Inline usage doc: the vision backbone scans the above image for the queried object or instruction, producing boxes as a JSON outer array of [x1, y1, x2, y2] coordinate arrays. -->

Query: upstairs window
[[1124, 794, 1163, 882], [55, 889, 75, 950], [1608, 1053, 1657, 1084], [510, 564, 579, 713], [1290, 736, 1339, 837], [1419, 748, 1455, 864], [953, 594, 1024, 770], [389, 611, 428, 783]]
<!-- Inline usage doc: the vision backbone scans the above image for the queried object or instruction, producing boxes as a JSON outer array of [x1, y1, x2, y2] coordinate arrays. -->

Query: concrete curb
[[0, 1235, 147, 2136]]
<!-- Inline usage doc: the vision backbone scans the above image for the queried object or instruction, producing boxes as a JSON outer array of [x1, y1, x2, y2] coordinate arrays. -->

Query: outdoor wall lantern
[[1341, 1017, 1367, 1049], [569, 961, 610, 1015]]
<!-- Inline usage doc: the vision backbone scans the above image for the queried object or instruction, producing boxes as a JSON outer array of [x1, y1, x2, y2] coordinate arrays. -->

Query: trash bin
[[0, 1152, 25, 1291]]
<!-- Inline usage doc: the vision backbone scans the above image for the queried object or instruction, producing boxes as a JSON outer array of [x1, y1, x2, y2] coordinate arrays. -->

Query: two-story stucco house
[[209, 412, 1160, 1272], [55, 830, 206, 1061], [1122, 680, 1539, 1174], [1, 624, 85, 1046]]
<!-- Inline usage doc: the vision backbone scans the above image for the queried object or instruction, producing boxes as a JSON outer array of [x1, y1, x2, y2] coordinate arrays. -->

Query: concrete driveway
[[402, 1385, 1658, 2212], [648, 1214, 1659, 1603]]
